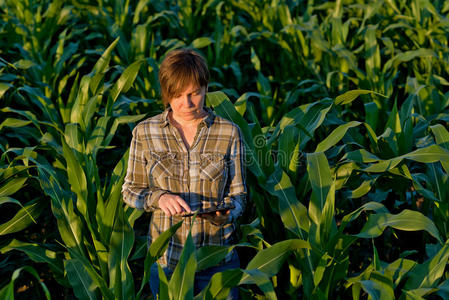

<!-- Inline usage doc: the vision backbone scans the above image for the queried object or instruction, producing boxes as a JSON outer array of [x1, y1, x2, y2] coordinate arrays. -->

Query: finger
[[216, 210, 230, 216], [170, 201, 182, 215], [177, 198, 191, 213], [166, 204, 177, 216], [161, 206, 171, 216], [171, 198, 188, 215]]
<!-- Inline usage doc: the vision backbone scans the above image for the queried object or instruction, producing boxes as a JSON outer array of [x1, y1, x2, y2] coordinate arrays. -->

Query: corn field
[[1, 0, 449, 299]]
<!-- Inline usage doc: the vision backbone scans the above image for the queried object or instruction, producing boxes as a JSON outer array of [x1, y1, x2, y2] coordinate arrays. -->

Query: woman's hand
[[158, 193, 191, 216], [198, 210, 230, 226]]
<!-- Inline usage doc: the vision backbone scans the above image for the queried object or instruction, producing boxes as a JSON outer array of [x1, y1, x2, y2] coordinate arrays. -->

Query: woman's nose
[[185, 95, 194, 106]]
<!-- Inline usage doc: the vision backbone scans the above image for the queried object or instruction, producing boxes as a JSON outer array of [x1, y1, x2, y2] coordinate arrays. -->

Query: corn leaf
[[0, 118, 32, 130], [385, 258, 417, 286], [194, 269, 243, 300], [340, 202, 389, 232], [169, 233, 197, 300], [196, 243, 252, 271], [335, 90, 378, 105], [430, 124, 449, 173], [65, 259, 99, 300], [319, 180, 337, 245], [103, 114, 146, 147], [241, 269, 276, 300], [404, 240, 449, 290], [207, 91, 266, 180], [364, 25, 381, 85], [365, 102, 379, 132], [315, 121, 361, 152], [0, 198, 44, 235], [436, 279, 449, 300], [61, 139, 89, 223], [403, 288, 436, 299], [278, 125, 300, 174], [67, 247, 113, 300], [103, 149, 129, 243], [0, 177, 27, 197], [108, 203, 134, 299], [0, 82, 13, 99], [70, 76, 91, 125], [0, 266, 50, 300], [356, 210, 443, 244], [0, 239, 64, 276], [241, 239, 310, 284], [267, 99, 332, 148], [360, 271, 395, 300], [357, 145, 449, 173], [86, 116, 110, 154], [136, 220, 183, 299], [92, 37, 119, 74], [266, 166, 309, 236], [196, 245, 236, 272], [349, 176, 379, 199], [190, 37, 214, 48], [18, 85, 59, 125], [37, 166, 84, 253], [158, 263, 170, 299], [313, 253, 331, 287], [109, 59, 145, 103], [307, 152, 332, 225], [64, 123, 83, 153], [0, 197, 21, 206], [384, 49, 436, 72]]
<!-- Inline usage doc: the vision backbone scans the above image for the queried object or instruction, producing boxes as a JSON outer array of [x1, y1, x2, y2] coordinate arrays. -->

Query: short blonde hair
[[158, 49, 210, 108]]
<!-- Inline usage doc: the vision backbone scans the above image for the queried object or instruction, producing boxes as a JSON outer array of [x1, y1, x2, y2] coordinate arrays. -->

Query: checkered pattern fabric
[[122, 106, 247, 270]]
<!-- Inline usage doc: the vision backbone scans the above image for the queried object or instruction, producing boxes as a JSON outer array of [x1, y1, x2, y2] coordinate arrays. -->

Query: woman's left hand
[[198, 210, 230, 226]]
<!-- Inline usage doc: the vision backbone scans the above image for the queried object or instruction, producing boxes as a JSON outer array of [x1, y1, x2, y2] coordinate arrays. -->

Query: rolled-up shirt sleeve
[[121, 125, 168, 211], [224, 125, 247, 222]]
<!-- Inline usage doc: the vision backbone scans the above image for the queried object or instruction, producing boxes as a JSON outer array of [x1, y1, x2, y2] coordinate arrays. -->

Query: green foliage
[[1, 0, 449, 299], [0, 266, 50, 300]]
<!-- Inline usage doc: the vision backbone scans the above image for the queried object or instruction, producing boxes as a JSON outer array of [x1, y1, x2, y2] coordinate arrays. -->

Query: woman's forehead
[[175, 83, 204, 93]]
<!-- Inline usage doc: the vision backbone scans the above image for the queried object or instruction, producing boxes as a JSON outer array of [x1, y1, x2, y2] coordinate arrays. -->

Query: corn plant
[[0, 265, 50, 299], [1, 36, 150, 298], [0, 152, 44, 237], [206, 89, 449, 298], [2, 0, 449, 298]]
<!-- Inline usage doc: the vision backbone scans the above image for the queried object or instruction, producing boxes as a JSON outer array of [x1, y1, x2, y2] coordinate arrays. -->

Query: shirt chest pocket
[[199, 153, 227, 181], [150, 152, 182, 179]]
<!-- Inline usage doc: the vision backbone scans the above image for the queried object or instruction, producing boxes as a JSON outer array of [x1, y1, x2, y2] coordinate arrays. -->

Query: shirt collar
[[160, 106, 215, 128]]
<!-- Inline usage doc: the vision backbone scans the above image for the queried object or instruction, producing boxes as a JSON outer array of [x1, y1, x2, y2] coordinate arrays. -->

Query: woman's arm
[[224, 125, 247, 222], [121, 125, 169, 211]]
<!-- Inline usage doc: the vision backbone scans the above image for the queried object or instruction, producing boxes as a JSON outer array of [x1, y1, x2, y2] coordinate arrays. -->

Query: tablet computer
[[181, 204, 235, 217]]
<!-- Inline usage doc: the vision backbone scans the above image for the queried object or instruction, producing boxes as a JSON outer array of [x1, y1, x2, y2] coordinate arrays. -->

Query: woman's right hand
[[158, 193, 191, 216]]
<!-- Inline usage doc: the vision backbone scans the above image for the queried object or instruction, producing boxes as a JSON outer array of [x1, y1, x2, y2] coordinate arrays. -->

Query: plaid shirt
[[122, 106, 247, 270]]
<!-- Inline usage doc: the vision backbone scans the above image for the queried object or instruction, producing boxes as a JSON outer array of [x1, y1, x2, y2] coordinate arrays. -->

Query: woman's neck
[[169, 109, 207, 129]]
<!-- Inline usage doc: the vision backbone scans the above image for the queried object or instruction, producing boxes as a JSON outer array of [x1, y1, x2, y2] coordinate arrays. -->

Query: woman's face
[[169, 84, 207, 122]]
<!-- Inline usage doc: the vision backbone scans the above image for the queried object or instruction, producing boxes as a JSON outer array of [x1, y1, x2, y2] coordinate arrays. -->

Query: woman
[[121, 48, 246, 299]]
